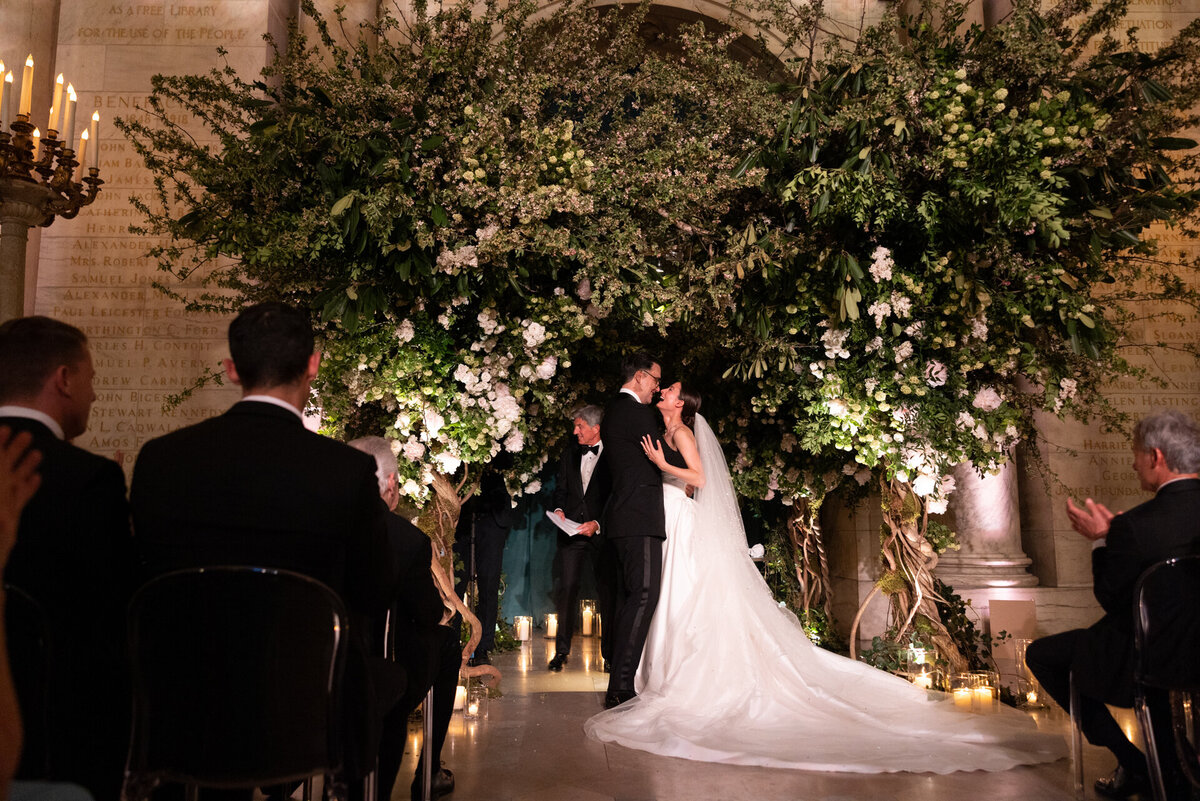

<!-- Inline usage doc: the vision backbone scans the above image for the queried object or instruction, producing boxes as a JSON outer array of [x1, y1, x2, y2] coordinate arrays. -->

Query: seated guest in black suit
[[548, 405, 612, 672], [0, 317, 135, 801], [131, 302, 401, 789], [346, 437, 455, 801], [1027, 410, 1200, 801]]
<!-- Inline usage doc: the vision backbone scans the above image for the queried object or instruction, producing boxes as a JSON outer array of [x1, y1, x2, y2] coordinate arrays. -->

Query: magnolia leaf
[[330, 193, 355, 217], [421, 135, 445, 151], [1077, 312, 1096, 329], [1087, 207, 1114, 219], [1058, 272, 1079, 289]]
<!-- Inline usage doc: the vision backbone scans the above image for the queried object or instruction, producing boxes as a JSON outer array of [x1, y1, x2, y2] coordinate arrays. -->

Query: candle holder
[[544, 613, 558, 639], [580, 599, 596, 637], [514, 615, 532, 641], [1, 108, 103, 320], [464, 682, 488, 720]]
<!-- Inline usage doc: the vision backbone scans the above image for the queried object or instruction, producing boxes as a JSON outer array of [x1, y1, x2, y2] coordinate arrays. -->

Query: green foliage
[[117, 0, 779, 502], [933, 579, 998, 672]]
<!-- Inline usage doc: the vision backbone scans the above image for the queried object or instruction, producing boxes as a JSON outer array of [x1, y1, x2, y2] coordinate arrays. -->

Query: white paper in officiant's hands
[[545, 510, 584, 536]]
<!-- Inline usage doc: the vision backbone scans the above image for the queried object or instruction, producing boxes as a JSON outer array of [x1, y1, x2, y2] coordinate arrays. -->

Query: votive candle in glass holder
[[951, 673, 977, 711], [514, 615, 532, 641], [544, 613, 558, 639], [580, 599, 596, 636], [465, 683, 488, 720]]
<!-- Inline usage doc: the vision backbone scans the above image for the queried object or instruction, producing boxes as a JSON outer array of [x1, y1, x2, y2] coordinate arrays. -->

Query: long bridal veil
[[584, 414, 1066, 773]]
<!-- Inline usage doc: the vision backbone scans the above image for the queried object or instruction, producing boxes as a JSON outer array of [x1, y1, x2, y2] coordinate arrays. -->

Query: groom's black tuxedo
[[2, 415, 135, 801], [601, 390, 669, 699], [130, 400, 402, 777]]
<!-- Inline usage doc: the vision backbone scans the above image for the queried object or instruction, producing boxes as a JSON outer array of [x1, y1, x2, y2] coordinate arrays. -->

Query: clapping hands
[[1065, 496, 1115, 541]]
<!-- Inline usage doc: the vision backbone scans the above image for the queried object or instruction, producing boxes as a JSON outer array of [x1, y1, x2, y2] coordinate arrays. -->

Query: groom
[[601, 353, 666, 709]]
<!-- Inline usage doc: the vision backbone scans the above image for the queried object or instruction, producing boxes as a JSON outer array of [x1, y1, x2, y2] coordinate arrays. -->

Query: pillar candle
[[913, 673, 933, 690], [31, 128, 39, 160], [581, 606, 593, 636], [62, 85, 77, 146], [48, 73, 64, 132], [545, 613, 557, 639], [514, 615, 531, 641], [18, 55, 32, 117], [89, 111, 99, 169], [453, 685, 466, 711], [76, 130, 88, 180], [0, 72, 11, 128], [952, 688, 973, 711]]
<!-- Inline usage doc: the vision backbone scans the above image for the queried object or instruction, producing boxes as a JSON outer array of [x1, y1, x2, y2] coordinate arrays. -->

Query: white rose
[[924, 360, 948, 387], [972, 387, 1004, 412]]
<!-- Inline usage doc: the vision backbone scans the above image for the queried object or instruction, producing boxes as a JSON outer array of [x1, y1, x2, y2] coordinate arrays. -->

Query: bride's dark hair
[[678, 383, 702, 429]]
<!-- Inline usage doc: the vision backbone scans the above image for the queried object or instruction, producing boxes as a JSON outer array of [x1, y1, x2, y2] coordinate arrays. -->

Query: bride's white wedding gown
[[583, 414, 1066, 773]]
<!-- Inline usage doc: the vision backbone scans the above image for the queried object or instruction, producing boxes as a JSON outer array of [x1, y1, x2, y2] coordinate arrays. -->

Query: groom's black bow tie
[[581, 444, 600, 455]]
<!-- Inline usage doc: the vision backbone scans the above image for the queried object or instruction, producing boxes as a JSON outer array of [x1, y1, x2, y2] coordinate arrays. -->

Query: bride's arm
[[641, 428, 705, 488]]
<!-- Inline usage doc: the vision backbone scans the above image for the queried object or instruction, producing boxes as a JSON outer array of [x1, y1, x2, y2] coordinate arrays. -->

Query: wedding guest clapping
[[1027, 410, 1200, 800]]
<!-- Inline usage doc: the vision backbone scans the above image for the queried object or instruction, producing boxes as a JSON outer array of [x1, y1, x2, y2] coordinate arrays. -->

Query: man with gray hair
[[1028, 410, 1200, 800], [346, 436, 452, 801], [548, 404, 612, 672]]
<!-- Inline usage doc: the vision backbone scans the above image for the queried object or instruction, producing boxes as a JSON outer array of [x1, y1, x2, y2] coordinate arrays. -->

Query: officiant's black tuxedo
[[551, 442, 612, 657], [2, 416, 135, 801], [130, 400, 402, 777], [1028, 478, 1200, 784], [601, 391, 667, 699]]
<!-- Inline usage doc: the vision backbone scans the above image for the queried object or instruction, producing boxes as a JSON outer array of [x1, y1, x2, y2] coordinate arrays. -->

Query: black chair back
[[124, 566, 348, 794], [4, 583, 54, 778], [1134, 555, 1200, 692]]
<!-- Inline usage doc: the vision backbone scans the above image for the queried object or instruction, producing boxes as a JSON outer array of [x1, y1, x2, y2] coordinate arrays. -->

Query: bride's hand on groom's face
[[641, 434, 665, 468]]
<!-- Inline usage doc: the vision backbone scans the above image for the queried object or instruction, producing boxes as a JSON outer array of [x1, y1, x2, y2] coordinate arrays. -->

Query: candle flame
[[92, 111, 99, 122], [55, 73, 63, 85], [32, 127, 39, 137], [81, 130, 88, 141], [3, 73, 10, 85], [67, 84, 76, 100], [24, 55, 33, 68]]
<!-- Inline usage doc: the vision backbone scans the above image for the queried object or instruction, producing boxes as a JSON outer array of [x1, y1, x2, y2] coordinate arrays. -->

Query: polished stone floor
[[396, 634, 1139, 801]]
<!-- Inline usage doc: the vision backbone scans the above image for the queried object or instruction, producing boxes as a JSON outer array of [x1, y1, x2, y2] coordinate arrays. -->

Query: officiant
[[548, 405, 613, 671]]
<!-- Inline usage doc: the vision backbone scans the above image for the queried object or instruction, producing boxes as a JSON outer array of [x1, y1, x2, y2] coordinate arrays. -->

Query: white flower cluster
[[868, 300, 891, 328], [924, 360, 948, 387], [894, 341, 913, 363], [396, 320, 415, 342], [972, 386, 1004, 412], [821, 328, 851, 359], [523, 321, 547, 349], [1053, 377, 1078, 413], [890, 291, 912, 318], [436, 245, 478, 274], [870, 247, 894, 282]]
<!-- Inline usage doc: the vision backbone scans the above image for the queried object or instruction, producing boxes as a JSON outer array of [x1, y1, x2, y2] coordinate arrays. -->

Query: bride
[[583, 381, 1067, 773]]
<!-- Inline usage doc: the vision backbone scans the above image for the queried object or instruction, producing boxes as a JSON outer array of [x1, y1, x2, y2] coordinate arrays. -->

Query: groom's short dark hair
[[620, 352, 658, 384]]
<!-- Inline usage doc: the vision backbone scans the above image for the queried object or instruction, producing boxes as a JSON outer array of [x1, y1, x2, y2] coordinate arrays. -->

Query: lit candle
[[453, 685, 466, 711], [31, 127, 39, 160], [545, 613, 557, 639], [62, 84, 77, 145], [89, 111, 99, 169], [466, 699, 480, 717], [48, 73, 64, 133], [18, 55, 32, 117], [913, 673, 933, 690], [953, 687, 973, 711], [514, 615, 531, 641], [76, 130, 88, 180], [1026, 688, 1039, 705], [973, 686, 995, 712], [0, 72, 11, 128], [581, 606, 593, 636]]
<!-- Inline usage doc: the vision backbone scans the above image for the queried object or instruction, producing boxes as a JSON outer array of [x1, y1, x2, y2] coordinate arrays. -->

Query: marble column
[[936, 459, 1039, 589]]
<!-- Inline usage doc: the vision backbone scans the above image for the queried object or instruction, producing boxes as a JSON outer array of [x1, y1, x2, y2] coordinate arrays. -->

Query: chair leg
[[421, 687, 435, 801], [1136, 692, 1168, 801], [302, 777, 314, 801], [1070, 672, 1085, 799], [1172, 691, 1200, 790]]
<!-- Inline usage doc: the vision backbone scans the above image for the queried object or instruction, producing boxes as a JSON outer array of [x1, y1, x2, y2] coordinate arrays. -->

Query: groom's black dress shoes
[[604, 691, 636, 709], [548, 653, 567, 672], [1094, 765, 1151, 799]]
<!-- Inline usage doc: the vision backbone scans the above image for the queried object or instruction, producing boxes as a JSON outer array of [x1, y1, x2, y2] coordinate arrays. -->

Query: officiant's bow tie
[[582, 444, 600, 455]]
